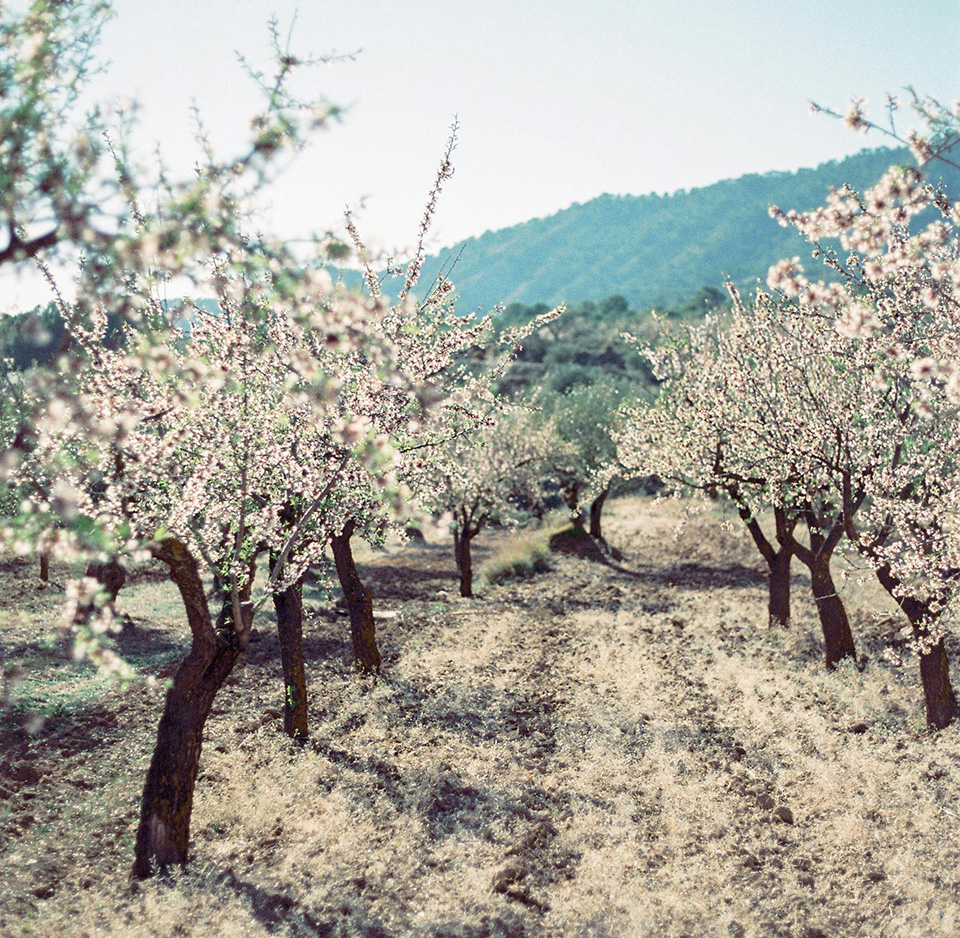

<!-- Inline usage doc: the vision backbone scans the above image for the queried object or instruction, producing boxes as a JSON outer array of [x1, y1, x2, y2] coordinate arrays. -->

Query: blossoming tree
[[762, 96, 960, 727], [17, 258, 406, 872], [0, 0, 527, 877], [615, 302, 859, 660], [0, 0, 120, 266], [416, 405, 568, 598], [539, 379, 635, 545]]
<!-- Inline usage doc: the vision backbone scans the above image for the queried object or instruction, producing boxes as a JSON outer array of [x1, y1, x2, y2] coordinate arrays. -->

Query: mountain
[[412, 146, 957, 313]]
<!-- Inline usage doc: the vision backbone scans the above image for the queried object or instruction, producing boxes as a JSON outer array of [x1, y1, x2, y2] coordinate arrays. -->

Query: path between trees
[[3, 499, 960, 937]]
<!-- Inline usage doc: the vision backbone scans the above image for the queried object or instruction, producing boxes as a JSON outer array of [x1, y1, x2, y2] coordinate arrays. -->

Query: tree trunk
[[85, 558, 127, 604], [588, 488, 609, 543], [271, 563, 309, 738], [809, 556, 856, 669], [39, 551, 49, 582], [915, 628, 958, 730], [783, 512, 855, 669], [73, 558, 128, 632], [873, 565, 958, 730], [919, 636, 958, 730], [768, 548, 792, 628], [454, 526, 474, 598], [133, 539, 245, 879], [561, 480, 584, 528], [736, 504, 793, 628], [331, 521, 380, 675]]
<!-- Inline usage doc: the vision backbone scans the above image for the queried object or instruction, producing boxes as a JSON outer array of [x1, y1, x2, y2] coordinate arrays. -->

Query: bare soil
[[1, 498, 959, 938]]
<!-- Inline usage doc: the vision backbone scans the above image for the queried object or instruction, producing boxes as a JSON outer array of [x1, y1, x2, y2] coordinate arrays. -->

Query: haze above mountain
[[403, 146, 951, 314]]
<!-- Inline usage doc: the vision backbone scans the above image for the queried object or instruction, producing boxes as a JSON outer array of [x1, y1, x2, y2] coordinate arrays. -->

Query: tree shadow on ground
[[356, 558, 460, 603], [0, 698, 130, 802], [240, 621, 347, 670], [352, 543, 499, 604], [210, 867, 531, 938], [540, 522, 767, 595], [113, 619, 189, 669], [198, 868, 347, 937], [0, 616, 184, 684], [547, 526, 609, 563], [599, 556, 767, 592], [0, 618, 182, 754]]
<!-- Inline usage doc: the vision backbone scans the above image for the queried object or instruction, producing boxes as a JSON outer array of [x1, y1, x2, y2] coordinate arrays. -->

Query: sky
[[4, 0, 960, 310]]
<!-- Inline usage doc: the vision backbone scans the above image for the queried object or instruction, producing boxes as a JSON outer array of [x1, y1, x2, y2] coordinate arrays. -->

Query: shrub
[[478, 530, 551, 587]]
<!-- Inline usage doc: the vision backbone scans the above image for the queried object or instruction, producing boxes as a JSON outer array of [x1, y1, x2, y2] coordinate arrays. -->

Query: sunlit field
[[3, 497, 959, 938]]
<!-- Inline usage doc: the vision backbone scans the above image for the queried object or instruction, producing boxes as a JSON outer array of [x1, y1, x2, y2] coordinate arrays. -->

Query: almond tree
[[17, 264, 393, 872], [539, 379, 633, 544], [257, 127, 558, 711], [0, 3, 462, 876], [262, 267, 504, 696], [417, 406, 569, 597], [629, 266, 960, 722], [764, 99, 960, 726], [615, 278, 959, 674], [757, 279, 958, 725], [616, 315, 806, 635], [777, 91, 960, 394], [24, 221, 516, 870], [0, 0, 118, 267]]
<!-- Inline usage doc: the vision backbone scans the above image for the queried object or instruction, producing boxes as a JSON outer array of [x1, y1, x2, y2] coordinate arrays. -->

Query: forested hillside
[[491, 287, 728, 398], [416, 146, 958, 312]]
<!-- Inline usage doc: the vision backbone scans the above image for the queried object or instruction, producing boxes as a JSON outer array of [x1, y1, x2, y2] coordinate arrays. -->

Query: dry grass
[[2, 498, 959, 937], [479, 527, 553, 588]]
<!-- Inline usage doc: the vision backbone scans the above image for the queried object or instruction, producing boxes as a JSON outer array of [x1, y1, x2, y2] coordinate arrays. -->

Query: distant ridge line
[[399, 145, 945, 314]]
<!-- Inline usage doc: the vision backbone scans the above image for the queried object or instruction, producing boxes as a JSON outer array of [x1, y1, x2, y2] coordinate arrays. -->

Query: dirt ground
[[2, 497, 960, 938]]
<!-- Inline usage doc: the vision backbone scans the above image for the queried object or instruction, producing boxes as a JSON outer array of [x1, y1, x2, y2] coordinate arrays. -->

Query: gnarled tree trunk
[[919, 637, 957, 730], [85, 557, 127, 604], [73, 558, 129, 633], [271, 557, 308, 738], [768, 548, 792, 629], [808, 555, 856, 668], [561, 480, 585, 529], [133, 538, 248, 879], [874, 565, 958, 730], [38, 551, 49, 582], [331, 520, 380, 675], [785, 514, 856, 669], [737, 504, 794, 628]]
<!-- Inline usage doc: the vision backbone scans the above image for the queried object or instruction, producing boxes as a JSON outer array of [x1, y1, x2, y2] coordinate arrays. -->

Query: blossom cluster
[[771, 93, 960, 403]]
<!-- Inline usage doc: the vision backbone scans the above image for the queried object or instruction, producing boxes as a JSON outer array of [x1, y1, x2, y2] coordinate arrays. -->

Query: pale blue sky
[[5, 0, 960, 309]]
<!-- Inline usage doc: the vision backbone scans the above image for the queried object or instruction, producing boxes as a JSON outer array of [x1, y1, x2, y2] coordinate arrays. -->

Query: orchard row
[[1, 1, 958, 881]]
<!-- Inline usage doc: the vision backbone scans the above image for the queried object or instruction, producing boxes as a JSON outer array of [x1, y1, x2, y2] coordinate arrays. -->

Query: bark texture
[[919, 638, 958, 730], [271, 564, 308, 738], [454, 526, 475, 598], [809, 556, 857, 669], [332, 520, 381, 674], [785, 515, 857, 669], [875, 565, 958, 730], [768, 549, 792, 629], [738, 505, 794, 628], [133, 539, 245, 879]]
